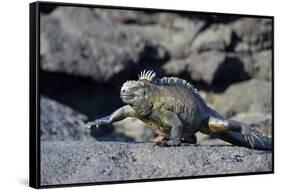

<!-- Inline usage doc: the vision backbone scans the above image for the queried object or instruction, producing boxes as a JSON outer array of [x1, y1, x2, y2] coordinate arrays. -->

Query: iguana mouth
[[120, 93, 135, 100]]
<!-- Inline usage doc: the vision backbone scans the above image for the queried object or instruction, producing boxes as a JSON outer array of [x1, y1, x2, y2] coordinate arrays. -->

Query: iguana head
[[120, 70, 156, 107]]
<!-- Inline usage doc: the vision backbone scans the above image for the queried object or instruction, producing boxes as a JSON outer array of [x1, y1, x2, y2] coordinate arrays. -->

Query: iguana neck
[[130, 84, 156, 117], [131, 100, 153, 117]]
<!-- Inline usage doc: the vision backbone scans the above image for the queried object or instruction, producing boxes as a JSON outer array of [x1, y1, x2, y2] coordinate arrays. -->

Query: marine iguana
[[86, 70, 272, 150]]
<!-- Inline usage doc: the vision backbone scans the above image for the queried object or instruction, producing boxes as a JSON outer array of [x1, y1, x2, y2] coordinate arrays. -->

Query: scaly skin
[[86, 70, 272, 150]]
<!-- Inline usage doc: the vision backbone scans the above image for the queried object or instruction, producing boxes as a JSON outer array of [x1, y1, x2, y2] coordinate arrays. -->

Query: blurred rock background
[[39, 5, 272, 145]]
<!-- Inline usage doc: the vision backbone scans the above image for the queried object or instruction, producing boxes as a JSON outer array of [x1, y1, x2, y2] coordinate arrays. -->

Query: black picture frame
[[30, 1, 274, 189]]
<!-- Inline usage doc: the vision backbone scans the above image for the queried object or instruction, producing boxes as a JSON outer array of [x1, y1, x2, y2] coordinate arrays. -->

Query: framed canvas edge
[[29, 1, 275, 189], [37, 0, 274, 18], [30, 2, 40, 189], [39, 171, 274, 189], [271, 16, 275, 174]]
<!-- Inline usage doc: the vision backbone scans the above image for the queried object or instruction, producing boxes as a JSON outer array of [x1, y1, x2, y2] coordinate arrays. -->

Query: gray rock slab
[[41, 141, 272, 186]]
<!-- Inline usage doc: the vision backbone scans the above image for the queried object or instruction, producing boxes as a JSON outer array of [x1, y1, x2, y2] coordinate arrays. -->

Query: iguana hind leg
[[207, 117, 264, 148]]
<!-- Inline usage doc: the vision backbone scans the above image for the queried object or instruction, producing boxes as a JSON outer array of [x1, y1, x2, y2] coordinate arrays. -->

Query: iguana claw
[[85, 116, 111, 129], [85, 122, 96, 129], [154, 138, 181, 147], [241, 125, 265, 148]]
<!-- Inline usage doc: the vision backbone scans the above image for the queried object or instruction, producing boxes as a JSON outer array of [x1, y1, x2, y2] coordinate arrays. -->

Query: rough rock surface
[[135, 19, 205, 59], [95, 9, 207, 59], [211, 79, 272, 118], [41, 141, 272, 185], [191, 24, 232, 51], [40, 7, 167, 83], [252, 50, 272, 80], [40, 96, 93, 141], [235, 50, 272, 82], [164, 51, 249, 84], [231, 18, 272, 52]]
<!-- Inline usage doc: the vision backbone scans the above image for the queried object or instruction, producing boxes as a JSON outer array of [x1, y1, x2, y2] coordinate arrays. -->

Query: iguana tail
[[214, 127, 272, 151]]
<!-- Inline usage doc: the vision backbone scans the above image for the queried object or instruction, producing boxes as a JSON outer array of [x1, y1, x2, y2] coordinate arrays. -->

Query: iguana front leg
[[153, 110, 184, 147], [207, 117, 264, 148], [85, 105, 136, 128]]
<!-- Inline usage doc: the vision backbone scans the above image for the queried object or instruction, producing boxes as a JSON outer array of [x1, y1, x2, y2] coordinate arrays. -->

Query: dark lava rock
[[211, 79, 272, 118], [94, 8, 206, 59], [163, 51, 248, 84], [231, 18, 272, 52], [252, 50, 272, 81], [41, 141, 272, 186], [191, 24, 232, 51], [133, 17, 206, 59], [40, 6, 167, 83], [95, 8, 203, 28], [94, 8, 155, 25], [40, 96, 93, 141], [236, 50, 272, 82]]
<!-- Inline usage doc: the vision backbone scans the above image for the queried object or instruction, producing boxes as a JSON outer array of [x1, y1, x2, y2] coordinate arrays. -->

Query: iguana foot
[[152, 135, 165, 142], [85, 116, 111, 128], [154, 138, 181, 147], [241, 125, 265, 148]]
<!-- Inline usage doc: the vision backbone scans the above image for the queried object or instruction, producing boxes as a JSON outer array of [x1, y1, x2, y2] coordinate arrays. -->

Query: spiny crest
[[138, 70, 156, 81], [156, 77, 199, 94]]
